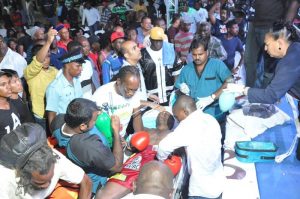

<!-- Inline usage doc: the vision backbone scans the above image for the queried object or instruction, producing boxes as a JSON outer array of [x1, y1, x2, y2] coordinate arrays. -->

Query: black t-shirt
[[10, 97, 34, 123], [68, 133, 115, 176], [0, 101, 21, 141]]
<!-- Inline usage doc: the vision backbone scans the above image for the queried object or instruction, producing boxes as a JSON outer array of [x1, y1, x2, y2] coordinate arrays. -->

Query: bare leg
[[96, 182, 131, 199]]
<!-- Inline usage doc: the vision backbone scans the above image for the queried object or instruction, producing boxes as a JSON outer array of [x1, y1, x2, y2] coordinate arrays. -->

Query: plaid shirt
[[195, 35, 228, 61], [207, 36, 228, 61]]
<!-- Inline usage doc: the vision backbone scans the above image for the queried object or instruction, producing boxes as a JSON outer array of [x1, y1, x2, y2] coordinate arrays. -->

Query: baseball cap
[[0, 70, 11, 78], [0, 123, 47, 169], [111, 31, 125, 43], [55, 24, 67, 32], [59, 48, 86, 64], [150, 27, 167, 40]]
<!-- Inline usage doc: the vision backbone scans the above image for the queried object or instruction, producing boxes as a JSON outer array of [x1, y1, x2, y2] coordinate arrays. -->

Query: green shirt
[[112, 5, 127, 21]]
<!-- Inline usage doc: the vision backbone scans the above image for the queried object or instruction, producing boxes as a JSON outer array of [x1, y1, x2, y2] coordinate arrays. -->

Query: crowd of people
[[0, 0, 300, 199]]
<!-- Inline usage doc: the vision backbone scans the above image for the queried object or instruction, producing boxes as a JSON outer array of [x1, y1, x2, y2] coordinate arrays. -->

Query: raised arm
[[109, 115, 123, 172], [36, 27, 57, 63], [209, 2, 221, 25]]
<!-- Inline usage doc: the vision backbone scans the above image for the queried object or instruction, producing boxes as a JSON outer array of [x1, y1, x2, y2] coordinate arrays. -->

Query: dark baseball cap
[[0, 70, 11, 78], [0, 123, 47, 169]]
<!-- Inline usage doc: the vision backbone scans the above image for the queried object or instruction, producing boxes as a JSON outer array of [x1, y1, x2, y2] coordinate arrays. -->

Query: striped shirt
[[174, 31, 194, 60]]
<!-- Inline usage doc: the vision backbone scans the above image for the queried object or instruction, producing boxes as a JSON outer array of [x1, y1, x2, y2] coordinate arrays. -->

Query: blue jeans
[[189, 194, 222, 199], [89, 22, 99, 35]]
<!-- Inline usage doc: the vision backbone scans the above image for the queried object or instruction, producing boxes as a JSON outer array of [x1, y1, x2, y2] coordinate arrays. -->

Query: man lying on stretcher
[[96, 111, 181, 199]]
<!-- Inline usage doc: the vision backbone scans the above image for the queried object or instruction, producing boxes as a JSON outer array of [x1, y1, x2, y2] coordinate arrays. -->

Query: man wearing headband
[[46, 48, 85, 128]]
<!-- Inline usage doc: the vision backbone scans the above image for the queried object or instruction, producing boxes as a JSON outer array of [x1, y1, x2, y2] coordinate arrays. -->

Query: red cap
[[110, 31, 125, 43]]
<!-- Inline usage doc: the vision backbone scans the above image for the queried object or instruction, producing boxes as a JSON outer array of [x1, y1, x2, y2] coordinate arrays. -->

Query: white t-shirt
[[0, 48, 27, 77], [122, 61, 147, 101], [92, 81, 141, 137], [79, 59, 94, 99], [196, 8, 208, 23], [157, 110, 225, 198], [0, 149, 84, 199], [146, 47, 169, 103]]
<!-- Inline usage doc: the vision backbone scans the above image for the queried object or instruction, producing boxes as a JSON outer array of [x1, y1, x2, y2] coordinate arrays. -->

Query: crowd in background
[[0, 0, 300, 199]]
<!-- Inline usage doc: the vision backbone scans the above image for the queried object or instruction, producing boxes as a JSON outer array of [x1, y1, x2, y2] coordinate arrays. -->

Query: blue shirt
[[136, 27, 145, 46], [248, 42, 300, 103], [53, 126, 109, 148], [175, 58, 231, 120], [53, 125, 109, 193], [50, 47, 67, 69], [221, 36, 243, 70], [213, 19, 227, 39], [101, 52, 123, 84], [46, 72, 83, 114]]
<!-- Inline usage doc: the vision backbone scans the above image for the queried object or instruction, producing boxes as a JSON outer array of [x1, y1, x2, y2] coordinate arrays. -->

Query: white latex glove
[[224, 83, 246, 94], [180, 83, 190, 95], [196, 96, 214, 110]]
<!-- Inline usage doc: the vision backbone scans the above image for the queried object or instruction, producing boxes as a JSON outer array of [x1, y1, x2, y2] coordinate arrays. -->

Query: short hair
[[199, 21, 211, 30], [64, 98, 99, 128], [76, 35, 89, 44], [171, 13, 181, 24], [190, 38, 208, 52], [120, 44, 127, 58], [226, 19, 238, 29], [221, 4, 230, 15], [31, 44, 43, 56], [17, 145, 58, 195], [154, 18, 165, 27], [67, 40, 82, 52], [174, 95, 197, 115], [8, 38, 17, 45], [141, 16, 151, 23], [156, 111, 175, 130], [99, 32, 111, 50], [126, 26, 138, 37], [118, 65, 140, 82]]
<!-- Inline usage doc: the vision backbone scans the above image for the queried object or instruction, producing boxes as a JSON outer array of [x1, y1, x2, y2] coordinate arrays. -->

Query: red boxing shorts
[[108, 145, 157, 190]]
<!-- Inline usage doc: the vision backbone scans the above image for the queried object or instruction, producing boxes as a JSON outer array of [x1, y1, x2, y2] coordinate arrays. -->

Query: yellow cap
[[150, 27, 167, 40]]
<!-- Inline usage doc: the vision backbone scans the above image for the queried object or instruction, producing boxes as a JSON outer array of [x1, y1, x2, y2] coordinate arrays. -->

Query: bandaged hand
[[196, 96, 214, 110], [224, 83, 246, 95], [180, 83, 190, 95]]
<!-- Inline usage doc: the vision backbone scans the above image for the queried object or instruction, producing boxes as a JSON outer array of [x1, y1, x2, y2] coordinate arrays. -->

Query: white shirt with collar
[[157, 109, 225, 198]]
